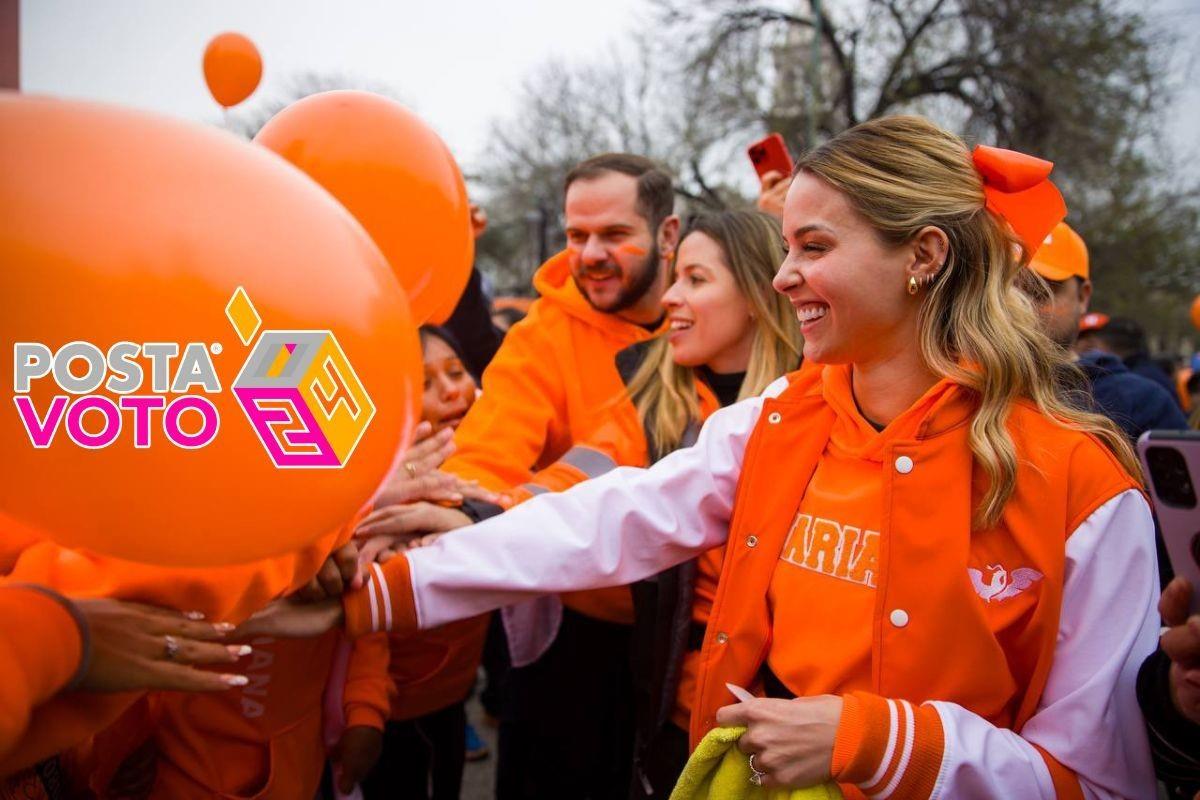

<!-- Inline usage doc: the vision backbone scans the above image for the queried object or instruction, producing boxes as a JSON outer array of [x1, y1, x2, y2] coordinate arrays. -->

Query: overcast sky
[[19, 0, 1200, 183], [19, 0, 645, 170]]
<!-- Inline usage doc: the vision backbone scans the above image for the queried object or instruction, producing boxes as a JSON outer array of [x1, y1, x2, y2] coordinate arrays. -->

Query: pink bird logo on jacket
[[968, 564, 1044, 603]]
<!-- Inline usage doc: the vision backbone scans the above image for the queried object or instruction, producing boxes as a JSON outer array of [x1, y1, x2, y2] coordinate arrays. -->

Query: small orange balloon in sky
[[203, 32, 262, 108]]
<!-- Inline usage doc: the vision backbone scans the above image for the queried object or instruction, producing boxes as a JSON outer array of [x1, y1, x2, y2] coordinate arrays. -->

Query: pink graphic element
[[234, 386, 339, 467], [164, 396, 220, 448], [14, 395, 68, 447], [119, 396, 167, 447], [284, 342, 297, 354], [67, 396, 121, 448]]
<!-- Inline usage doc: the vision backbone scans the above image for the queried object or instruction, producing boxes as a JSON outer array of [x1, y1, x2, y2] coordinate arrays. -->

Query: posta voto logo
[[12, 287, 375, 468]]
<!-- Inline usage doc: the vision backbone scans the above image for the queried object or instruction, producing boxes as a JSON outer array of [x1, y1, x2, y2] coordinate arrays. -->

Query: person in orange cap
[[1028, 223, 1186, 444], [1027, 221, 1094, 350], [245, 116, 1162, 798]]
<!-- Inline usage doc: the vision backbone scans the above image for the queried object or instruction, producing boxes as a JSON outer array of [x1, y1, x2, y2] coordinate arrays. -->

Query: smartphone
[[747, 133, 794, 180], [1138, 430, 1200, 613]]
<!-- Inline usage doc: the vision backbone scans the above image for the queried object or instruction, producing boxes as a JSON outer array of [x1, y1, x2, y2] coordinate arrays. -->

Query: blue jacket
[[1123, 352, 1179, 403], [1078, 351, 1189, 442]]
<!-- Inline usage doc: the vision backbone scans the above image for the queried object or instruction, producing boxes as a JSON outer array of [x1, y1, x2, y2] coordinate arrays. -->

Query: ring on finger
[[748, 753, 766, 786], [404, 462, 417, 479], [163, 635, 181, 662]]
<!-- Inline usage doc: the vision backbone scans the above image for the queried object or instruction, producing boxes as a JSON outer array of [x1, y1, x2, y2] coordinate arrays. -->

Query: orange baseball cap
[[1029, 222, 1089, 281], [1079, 312, 1110, 333]]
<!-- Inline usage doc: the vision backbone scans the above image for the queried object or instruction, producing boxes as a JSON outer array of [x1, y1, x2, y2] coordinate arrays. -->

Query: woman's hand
[[355, 502, 472, 540], [233, 597, 344, 640], [74, 598, 250, 692], [354, 503, 471, 564], [1160, 577, 1200, 725], [715, 695, 843, 789]]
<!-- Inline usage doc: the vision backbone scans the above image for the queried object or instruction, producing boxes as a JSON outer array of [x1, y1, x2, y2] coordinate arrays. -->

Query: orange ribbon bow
[[972, 144, 1067, 260]]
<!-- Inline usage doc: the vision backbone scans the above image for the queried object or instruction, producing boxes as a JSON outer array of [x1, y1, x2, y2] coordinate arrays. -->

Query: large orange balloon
[[255, 91, 473, 324], [203, 32, 262, 108], [0, 94, 421, 567]]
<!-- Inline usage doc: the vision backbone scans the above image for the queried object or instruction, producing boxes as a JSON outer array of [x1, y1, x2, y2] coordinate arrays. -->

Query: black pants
[[361, 702, 467, 800], [632, 721, 689, 800], [480, 611, 511, 719], [496, 607, 634, 800]]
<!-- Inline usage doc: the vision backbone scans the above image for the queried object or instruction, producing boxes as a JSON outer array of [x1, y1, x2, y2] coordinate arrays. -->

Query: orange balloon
[[255, 91, 473, 324], [0, 94, 421, 567], [1192, 294, 1200, 331], [203, 32, 262, 108]]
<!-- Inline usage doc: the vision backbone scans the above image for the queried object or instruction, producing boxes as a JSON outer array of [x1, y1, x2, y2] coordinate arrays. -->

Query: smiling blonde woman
[[244, 116, 1159, 799]]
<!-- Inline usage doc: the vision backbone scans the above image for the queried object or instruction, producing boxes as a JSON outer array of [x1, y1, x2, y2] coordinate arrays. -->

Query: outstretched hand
[[354, 502, 473, 564], [294, 541, 361, 602], [75, 598, 250, 693], [233, 596, 344, 641]]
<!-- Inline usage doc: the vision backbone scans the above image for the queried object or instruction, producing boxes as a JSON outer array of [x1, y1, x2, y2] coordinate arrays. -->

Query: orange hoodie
[[443, 251, 664, 624], [0, 586, 83, 759], [385, 615, 488, 722], [0, 522, 354, 781], [150, 630, 391, 799]]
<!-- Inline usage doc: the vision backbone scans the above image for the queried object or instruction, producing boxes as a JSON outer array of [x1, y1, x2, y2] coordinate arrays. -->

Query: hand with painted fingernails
[[715, 694, 842, 789], [1160, 577, 1200, 725], [73, 598, 250, 693]]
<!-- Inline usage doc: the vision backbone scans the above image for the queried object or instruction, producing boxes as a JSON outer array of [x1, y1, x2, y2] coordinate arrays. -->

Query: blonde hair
[[798, 116, 1141, 526], [627, 210, 802, 458]]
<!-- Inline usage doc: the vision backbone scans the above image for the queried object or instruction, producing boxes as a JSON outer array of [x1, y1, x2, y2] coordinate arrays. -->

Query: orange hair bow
[[972, 144, 1067, 259]]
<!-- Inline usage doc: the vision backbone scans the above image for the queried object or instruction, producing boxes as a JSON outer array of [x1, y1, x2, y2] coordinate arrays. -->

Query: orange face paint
[[616, 243, 647, 258]]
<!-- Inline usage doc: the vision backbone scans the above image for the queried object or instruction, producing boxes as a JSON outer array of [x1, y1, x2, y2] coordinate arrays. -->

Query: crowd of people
[[3, 114, 1200, 800]]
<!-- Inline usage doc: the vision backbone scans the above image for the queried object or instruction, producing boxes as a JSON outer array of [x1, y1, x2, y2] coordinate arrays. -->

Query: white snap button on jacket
[[746, 535, 758, 547], [890, 609, 910, 627], [895, 455, 914, 474], [767, 412, 782, 424], [716, 632, 729, 644]]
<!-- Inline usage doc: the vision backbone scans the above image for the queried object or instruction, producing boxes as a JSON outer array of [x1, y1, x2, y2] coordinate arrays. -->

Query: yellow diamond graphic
[[225, 286, 262, 346]]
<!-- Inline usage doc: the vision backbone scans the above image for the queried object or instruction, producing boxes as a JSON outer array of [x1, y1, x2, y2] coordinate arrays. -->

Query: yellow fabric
[[670, 726, 843, 800]]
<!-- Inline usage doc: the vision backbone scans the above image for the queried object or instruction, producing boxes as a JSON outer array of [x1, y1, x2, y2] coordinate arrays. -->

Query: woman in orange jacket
[[243, 116, 1160, 798]]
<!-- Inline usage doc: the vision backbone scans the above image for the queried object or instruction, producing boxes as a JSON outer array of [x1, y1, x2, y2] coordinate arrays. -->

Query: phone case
[[747, 133, 794, 179], [1138, 430, 1200, 613]]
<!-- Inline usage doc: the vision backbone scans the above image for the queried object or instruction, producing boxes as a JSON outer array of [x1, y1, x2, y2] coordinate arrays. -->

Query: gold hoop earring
[[907, 275, 919, 295]]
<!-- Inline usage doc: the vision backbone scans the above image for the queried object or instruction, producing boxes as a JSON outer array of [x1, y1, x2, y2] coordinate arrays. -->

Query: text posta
[[13, 341, 223, 450]]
